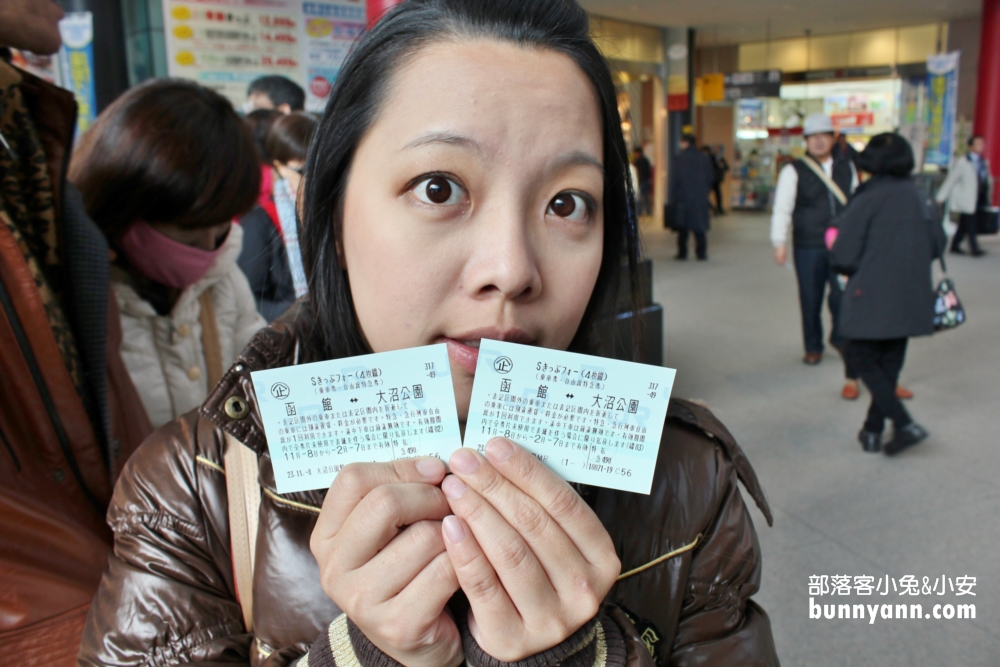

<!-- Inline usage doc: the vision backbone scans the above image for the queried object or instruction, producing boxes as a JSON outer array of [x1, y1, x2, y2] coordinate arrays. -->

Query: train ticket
[[251, 344, 462, 494], [463, 340, 676, 494]]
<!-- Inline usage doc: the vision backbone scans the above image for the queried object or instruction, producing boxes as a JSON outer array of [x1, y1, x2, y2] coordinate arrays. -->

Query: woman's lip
[[442, 338, 479, 375]]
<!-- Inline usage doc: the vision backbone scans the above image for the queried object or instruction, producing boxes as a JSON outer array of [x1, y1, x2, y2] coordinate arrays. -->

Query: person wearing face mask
[[79, 2, 778, 666], [70, 79, 267, 430]]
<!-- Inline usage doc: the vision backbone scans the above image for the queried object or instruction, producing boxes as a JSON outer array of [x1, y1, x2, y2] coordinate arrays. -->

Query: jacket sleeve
[[78, 419, 254, 665], [829, 194, 874, 275], [291, 608, 633, 667], [668, 449, 779, 666], [668, 157, 680, 204], [935, 165, 959, 204]]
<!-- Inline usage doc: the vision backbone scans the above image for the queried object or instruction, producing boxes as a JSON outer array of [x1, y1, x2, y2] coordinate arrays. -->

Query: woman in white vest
[[70, 79, 267, 428]]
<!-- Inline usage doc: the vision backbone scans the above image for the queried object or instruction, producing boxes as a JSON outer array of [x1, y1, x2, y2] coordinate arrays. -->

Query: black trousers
[[677, 229, 707, 259], [792, 247, 857, 379], [712, 183, 725, 213], [952, 213, 982, 253], [848, 339, 912, 433]]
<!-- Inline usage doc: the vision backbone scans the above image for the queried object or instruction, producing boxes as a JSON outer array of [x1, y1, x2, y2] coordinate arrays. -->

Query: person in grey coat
[[670, 133, 715, 260], [830, 133, 947, 456]]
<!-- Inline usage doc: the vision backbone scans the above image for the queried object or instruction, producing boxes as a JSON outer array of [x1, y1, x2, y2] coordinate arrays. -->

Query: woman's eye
[[412, 176, 465, 206], [547, 192, 590, 222]]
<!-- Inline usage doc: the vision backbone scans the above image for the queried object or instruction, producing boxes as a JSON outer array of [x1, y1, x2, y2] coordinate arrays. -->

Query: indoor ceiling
[[578, 0, 982, 45]]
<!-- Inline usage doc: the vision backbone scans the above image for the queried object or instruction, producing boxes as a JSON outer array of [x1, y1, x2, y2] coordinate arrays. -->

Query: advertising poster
[[57, 12, 97, 134], [824, 93, 893, 135], [924, 51, 960, 167], [301, 2, 365, 111], [163, 0, 365, 112]]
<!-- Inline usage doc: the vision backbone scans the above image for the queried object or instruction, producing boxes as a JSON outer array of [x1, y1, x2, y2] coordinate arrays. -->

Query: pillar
[[974, 0, 1000, 203], [366, 0, 403, 28]]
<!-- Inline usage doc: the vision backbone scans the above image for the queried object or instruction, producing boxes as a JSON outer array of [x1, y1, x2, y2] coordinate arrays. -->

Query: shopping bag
[[933, 258, 965, 331]]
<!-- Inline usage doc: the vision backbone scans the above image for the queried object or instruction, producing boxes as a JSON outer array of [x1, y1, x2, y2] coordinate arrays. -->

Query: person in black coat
[[669, 133, 716, 260], [238, 205, 296, 321], [830, 133, 947, 455]]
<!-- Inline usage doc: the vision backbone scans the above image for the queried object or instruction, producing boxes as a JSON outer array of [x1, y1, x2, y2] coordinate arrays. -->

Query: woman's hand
[[310, 458, 463, 667], [440, 438, 621, 662]]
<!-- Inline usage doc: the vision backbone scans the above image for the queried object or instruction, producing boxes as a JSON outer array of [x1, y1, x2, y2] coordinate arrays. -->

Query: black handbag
[[664, 202, 686, 230], [976, 208, 999, 235], [934, 258, 966, 331]]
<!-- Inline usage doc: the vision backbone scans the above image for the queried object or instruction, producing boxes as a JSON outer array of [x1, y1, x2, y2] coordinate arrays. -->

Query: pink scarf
[[118, 221, 226, 289]]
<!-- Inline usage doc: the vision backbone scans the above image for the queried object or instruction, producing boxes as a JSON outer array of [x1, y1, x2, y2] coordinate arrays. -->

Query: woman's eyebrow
[[551, 150, 604, 175], [401, 133, 603, 175], [402, 132, 483, 152]]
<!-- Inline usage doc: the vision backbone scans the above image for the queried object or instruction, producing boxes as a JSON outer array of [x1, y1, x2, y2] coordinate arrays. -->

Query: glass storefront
[[730, 77, 901, 209]]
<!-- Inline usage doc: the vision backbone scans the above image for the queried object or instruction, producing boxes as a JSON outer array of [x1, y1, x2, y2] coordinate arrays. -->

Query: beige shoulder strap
[[199, 291, 224, 390], [801, 156, 848, 207], [224, 431, 261, 632]]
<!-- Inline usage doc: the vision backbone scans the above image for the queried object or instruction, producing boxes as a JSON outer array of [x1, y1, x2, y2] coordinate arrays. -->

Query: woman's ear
[[336, 237, 346, 267]]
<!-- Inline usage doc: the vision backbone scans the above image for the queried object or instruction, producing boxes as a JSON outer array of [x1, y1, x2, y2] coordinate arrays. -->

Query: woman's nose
[[466, 213, 542, 301]]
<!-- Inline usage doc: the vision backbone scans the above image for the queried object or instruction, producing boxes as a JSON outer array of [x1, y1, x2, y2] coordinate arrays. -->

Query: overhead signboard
[[724, 70, 782, 100], [162, 0, 366, 112]]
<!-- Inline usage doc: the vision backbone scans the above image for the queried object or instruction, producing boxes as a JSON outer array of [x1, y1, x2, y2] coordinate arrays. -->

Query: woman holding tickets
[[79, 2, 778, 666]]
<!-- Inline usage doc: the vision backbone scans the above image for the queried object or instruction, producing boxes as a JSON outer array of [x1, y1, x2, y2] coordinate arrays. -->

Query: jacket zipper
[[0, 275, 104, 515]]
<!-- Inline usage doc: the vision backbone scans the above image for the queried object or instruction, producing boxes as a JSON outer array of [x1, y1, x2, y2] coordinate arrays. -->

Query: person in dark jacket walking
[[631, 147, 653, 216], [670, 133, 715, 260], [831, 133, 947, 456], [703, 145, 729, 214]]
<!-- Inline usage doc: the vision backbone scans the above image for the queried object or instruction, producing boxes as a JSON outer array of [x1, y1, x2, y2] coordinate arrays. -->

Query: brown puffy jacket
[[0, 63, 152, 664], [79, 305, 780, 666]]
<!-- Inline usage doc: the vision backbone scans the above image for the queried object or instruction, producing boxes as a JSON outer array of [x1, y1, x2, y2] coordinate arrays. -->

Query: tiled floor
[[640, 212, 1000, 666]]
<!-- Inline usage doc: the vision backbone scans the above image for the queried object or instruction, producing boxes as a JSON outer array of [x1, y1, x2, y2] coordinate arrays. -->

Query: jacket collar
[[201, 299, 307, 456], [0, 58, 77, 224]]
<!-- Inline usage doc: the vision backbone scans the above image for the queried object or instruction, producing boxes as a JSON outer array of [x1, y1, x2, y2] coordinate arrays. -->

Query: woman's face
[[341, 40, 605, 421]]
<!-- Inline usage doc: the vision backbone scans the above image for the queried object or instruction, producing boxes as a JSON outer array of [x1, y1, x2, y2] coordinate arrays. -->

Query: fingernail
[[442, 475, 468, 500], [450, 448, 480, 475], [442, 515, 466, 543], [485, 437, 514, 464], [416, 457, 445, 479]]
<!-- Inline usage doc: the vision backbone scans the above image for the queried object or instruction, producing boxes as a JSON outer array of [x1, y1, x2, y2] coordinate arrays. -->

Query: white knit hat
[[803, 113, 835, 136]]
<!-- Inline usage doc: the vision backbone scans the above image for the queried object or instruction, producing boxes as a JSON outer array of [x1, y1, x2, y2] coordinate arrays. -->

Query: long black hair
[[298, 0, 640, 363]]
